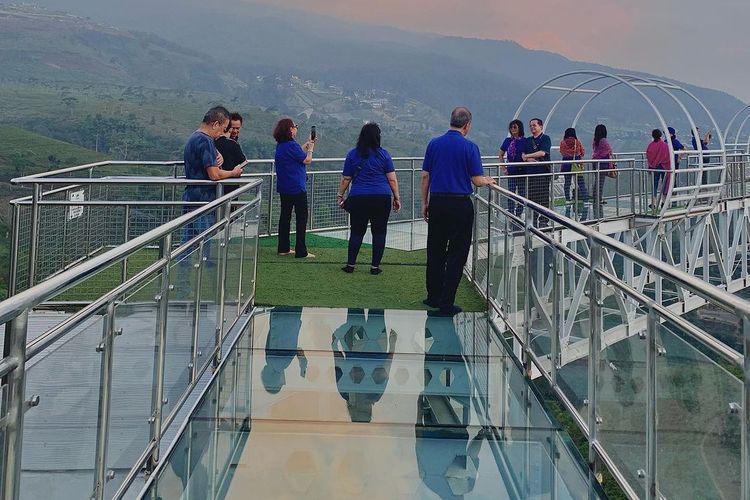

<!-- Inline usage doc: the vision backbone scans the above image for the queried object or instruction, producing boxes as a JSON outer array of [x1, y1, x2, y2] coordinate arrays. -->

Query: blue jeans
[[560, 159, 588, 200]]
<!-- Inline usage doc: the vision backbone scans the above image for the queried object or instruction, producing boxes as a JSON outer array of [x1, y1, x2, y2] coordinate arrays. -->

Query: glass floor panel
[[144, 307, 604, 500]]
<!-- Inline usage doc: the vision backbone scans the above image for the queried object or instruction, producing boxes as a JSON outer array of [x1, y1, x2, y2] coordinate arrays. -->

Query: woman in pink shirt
[[646, 129, 671, 208], [591, 124, 614, 218]]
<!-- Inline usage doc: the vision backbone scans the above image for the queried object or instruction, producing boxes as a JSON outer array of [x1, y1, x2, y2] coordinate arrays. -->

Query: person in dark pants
[[337, 123, 401, 274], [591, 123, 615, 219], [273, 118, 316, 258], [521, 118, 553, 227], [181, 106, 242, 248], [421, 107, 496, 316]]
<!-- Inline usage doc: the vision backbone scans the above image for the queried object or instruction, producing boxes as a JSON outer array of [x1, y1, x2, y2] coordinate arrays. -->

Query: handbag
[[572, 161, 584, 173], [341, 161, 363, 213]]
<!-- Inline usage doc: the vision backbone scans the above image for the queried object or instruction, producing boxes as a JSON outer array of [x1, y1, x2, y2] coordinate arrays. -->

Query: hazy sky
[[252, 0, 750, 103]]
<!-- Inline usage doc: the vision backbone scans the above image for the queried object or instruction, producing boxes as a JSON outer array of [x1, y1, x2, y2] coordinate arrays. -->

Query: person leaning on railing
[[181, 106, 243, 247], [337, 122, 401, 275], [421, 107, 496, 316], [273, 118, 316, 258]]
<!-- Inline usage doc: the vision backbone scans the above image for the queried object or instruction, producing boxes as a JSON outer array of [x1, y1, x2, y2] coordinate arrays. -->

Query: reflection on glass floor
[[146, 308, 603, 499]]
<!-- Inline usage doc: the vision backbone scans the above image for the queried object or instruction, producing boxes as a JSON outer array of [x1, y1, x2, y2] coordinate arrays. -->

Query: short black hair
[[202, 106, 230, 125], [564, 127, 577, 139], [450, 107, 472, 128], [530, 118, 544, 127], [652, 129, 663, 141], [229, 112, 243, 124]]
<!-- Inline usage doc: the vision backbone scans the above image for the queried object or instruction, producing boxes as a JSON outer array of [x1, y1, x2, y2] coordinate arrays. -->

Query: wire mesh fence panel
[[310, 172, 347, 230]]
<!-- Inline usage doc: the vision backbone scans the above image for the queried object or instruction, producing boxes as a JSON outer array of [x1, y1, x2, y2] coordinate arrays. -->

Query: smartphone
[[310, 126, 317, 141]]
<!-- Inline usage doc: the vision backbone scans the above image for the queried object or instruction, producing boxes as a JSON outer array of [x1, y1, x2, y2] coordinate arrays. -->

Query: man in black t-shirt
[[214, 112, 247, 194]]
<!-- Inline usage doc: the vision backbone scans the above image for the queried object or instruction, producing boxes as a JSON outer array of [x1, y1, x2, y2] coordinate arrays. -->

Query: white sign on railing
[[67, 189, 85, 220]]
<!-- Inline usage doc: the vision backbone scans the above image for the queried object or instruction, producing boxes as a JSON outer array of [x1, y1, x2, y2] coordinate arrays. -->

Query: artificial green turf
[[255, 234, 487, 311]]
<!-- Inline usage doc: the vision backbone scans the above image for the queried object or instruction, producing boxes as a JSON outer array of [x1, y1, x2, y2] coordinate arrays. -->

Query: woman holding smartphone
[[337, 123, 401, 275], [273, 118, 315, 258]]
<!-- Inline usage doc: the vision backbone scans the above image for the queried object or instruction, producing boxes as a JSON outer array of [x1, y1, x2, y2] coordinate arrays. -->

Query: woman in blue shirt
[[337, 123, 401, 274], [273, 118, 315, 258]]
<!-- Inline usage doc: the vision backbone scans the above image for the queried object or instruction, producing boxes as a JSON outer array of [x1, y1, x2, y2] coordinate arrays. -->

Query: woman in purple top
[[499, 119, 525, 215], [273, 118, 316, 258], [591, 124, 615, 218]]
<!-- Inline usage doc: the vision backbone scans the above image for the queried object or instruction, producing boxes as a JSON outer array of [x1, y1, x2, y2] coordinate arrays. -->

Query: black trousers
[[527, 174, 551, 226], [277, 192, 309, 257], [426, 196, 474, 308], [348, 195, 391, 267]]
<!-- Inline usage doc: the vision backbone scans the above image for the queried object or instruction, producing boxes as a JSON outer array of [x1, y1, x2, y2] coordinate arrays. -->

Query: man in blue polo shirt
[[421, 107, 496, 316], [182, 106, 243, 246]]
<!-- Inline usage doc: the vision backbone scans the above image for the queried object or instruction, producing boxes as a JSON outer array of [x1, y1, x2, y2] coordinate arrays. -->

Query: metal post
[[551, 249, 562, 386], [121, 205, 131, 285], [215, 204, 232, 364], [615, 165, 621, 216], [308, 173, 315, 231], [410, 160, 416, 251], [236, 213, 247, 316], [646, 308, 659, 500], [742, 314, 750, 500], [630, 160, 636, 214], [1, 311, 29, 500], [86, 168, 94, 260], [588, 242, 603, 489], [93, 302, 116, 500], [190, 242, 205, 383], [252, 210, 260, 306], [148, 234, 172, 470], [472, 194, 479, 283], [523, 207, 533, 375], [267, 168, 275, 237], [703, 220, 710, 282], [28, 184, 41, 287], [503, 214, 510, 313], [486, 191, 493, 301], [8, 204, 20, 297]]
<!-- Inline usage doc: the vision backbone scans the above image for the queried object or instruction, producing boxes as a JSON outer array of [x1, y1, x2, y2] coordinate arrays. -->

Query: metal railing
[[7, 156, 685, 297], [0, 179, 263, 500], [469, 182, 750, 499]]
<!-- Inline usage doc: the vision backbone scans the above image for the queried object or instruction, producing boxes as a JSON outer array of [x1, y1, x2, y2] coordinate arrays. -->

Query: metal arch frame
[[726, 104, 750, 150], [641, 75, 727, 211], [511, 70, 727, 256]]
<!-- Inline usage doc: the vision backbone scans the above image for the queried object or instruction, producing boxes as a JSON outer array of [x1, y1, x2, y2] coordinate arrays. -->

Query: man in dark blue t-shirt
[[521, 118, 553, 226], [182, 106, 242, 246], [667, 127, 685, 187], [421, 107, 496, 316]]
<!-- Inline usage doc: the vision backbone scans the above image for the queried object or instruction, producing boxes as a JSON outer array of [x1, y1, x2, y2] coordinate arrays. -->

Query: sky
[[251, 0, 750, 103]]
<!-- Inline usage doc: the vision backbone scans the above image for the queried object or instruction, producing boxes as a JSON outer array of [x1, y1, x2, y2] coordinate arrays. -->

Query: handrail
[[488, 182, 750, 317], [0, 179, 262, 325]]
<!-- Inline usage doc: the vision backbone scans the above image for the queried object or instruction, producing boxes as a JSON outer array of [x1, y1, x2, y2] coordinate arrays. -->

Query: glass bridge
[[3, 70, 750, 500]]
